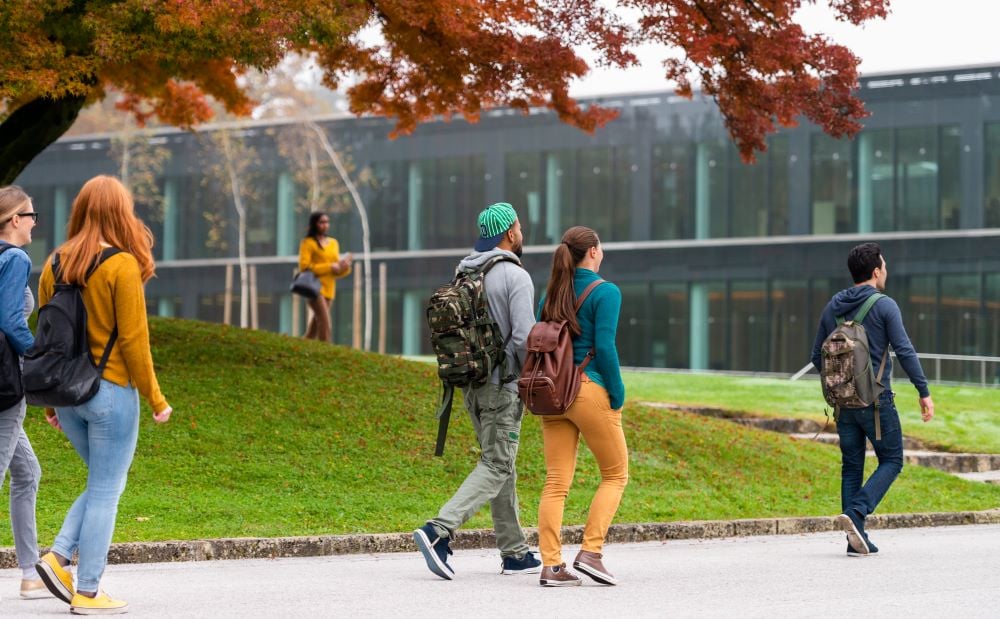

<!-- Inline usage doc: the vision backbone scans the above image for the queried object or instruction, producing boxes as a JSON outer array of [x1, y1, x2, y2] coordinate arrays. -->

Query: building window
[[770, 279, 809, 373], [651, 143, 694, 240], [504, 152, 549, 245], [985, 124, 1000, 228], [811, 134, 855, 234]]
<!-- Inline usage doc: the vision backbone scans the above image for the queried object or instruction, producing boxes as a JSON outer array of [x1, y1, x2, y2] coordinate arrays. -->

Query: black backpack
[[23, 248, 122, 408], [0, 243, 26, 410]]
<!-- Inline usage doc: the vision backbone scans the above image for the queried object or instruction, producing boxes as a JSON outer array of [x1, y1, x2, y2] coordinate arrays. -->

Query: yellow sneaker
[[70, 590, 129, 615], [36, 552, 75, 603], [20, 577, 52, 599]]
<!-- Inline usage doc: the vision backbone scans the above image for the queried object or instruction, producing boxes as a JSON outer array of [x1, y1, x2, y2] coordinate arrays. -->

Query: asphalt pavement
[[2, 524, 999, 618]]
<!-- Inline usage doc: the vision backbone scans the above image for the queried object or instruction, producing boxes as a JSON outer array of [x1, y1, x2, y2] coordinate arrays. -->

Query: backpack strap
[[434, 386, 454, 457], [575, 279, 606, 373], [838, 292, 884, 325]]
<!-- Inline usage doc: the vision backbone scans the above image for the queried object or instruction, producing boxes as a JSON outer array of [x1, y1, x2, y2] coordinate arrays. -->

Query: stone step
[[642, 401, 1000, 478], [902, 450, 1000, 474], [789, 433, 926, 451], [955, 471, 1000, 484]]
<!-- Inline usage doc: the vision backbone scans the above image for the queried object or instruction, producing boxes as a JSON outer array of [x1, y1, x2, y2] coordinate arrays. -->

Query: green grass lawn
[[625, 371, 1000, 454], [1, 318, 998, 546]]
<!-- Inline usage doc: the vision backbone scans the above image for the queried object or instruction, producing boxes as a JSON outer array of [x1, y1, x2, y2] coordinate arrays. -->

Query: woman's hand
[[153, 405, 173, 424], [45, 409, 62, 431]]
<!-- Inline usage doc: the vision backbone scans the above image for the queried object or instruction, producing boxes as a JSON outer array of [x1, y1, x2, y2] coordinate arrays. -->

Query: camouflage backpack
[[820, 293, 890, 439], [426, 255, 517, 456]]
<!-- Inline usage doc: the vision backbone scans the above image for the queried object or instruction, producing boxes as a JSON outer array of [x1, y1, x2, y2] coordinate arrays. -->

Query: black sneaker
[[413, 523, 455, 580], [847, 533, 879, 557], [835, 512, 869, 556], [501, 551, 542, 575]]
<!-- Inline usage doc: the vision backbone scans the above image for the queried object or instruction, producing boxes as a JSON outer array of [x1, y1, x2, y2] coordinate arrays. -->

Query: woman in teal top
[[535, 226, 629, 588]]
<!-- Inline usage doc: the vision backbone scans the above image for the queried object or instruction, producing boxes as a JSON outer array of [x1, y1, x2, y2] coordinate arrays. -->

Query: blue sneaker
[[835, 511, 869, 556], [413, 523, 455, 580], [501, 551, 542, 575], [847, 533, 879, 557]]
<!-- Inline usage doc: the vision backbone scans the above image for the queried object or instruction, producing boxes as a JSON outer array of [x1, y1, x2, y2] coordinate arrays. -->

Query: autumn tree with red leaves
[[0, 0, 888, 185]]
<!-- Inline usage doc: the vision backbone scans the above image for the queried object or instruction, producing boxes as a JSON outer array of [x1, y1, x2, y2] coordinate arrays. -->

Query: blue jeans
[[837, 392, 904, 520], [53, 380, 140, 592], [0, 398, 42, 571]]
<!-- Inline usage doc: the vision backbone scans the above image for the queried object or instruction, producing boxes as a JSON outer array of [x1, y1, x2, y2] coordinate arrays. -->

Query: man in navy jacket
[[811, 242, 935, 556]]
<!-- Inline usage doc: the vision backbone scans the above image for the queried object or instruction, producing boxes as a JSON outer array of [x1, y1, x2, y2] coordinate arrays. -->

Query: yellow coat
[[38, 252, 168, 413], [297, 236, 351, 300]]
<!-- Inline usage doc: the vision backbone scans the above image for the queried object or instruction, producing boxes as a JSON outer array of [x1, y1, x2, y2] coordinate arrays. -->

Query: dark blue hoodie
[[811, 285, 930, 398]]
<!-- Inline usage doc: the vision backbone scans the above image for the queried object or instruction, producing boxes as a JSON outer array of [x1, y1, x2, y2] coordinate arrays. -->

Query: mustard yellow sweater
[[297, 236, 351, 300], [38, 251, 168, 413]]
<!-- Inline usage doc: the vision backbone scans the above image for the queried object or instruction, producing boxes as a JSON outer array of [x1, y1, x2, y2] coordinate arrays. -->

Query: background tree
[[0, 0, 888, 185], [200, 128, 260, 329]]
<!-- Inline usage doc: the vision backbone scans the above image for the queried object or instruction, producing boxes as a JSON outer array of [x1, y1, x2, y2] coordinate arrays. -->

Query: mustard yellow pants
[[537, 377, 629, 566]]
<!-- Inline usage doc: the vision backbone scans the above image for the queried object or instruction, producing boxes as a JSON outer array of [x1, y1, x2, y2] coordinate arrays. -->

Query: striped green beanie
[[476, 202, 518, 249]]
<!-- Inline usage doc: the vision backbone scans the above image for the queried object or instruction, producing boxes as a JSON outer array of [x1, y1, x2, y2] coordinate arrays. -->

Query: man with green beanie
[[414, 202, 541, 579]]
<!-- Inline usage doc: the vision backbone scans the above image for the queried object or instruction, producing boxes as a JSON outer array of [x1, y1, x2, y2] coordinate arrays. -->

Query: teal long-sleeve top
[[537, 268, 625, 409]]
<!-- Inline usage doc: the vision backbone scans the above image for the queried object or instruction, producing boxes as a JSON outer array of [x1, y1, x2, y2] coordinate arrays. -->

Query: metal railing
[[791, 353, 1000, 387]]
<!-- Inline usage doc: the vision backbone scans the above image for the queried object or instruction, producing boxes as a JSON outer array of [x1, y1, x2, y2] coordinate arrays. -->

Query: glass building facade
[[14, 65, 1000, 379]]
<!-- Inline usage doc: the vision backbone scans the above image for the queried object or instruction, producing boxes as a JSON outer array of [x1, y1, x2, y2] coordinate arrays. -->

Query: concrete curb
[[4, 509, 998, 569]]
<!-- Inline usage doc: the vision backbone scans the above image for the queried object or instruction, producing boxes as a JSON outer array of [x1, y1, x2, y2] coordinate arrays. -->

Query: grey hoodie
[[457, 249, 535, 393]]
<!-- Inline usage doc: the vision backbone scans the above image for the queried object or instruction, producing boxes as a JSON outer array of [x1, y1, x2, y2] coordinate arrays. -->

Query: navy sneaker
[[847, 533, 879, 557], [501, 551, 542, 575], [413, 523, 455, 580], [835, 511, 869, 556]]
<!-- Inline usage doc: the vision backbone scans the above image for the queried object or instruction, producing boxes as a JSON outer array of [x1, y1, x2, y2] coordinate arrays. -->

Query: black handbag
[[290, 269, 322, 299]]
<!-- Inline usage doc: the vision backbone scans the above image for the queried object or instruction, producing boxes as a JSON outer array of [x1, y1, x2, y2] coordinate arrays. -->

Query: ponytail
[[541, 226, 600, 337]]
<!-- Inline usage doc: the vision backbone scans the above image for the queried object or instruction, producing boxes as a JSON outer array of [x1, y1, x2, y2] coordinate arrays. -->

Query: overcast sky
[[570, 0, 1000, 97]]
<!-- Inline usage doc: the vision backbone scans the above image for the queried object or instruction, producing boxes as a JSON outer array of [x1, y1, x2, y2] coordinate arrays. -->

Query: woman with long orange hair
[[34, 176, 172, 615]]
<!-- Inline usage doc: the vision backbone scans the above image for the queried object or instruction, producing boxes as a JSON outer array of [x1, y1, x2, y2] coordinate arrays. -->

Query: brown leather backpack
[[518, 279, 605, 415]]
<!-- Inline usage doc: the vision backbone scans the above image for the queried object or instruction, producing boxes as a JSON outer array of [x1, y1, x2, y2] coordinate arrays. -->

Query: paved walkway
[[2, 524, 999, 617]]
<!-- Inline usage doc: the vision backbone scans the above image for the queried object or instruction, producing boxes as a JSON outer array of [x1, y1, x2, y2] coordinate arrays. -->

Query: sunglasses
[[17, 211, 39, 223]]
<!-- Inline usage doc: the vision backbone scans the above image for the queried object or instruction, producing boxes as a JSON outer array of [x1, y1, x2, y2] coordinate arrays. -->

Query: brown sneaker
[[539, 563, 581, 587], [573, 550, 618, 585]]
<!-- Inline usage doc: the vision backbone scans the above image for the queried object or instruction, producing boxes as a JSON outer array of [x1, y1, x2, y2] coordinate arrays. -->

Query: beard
[[512, 241, 523, 258]]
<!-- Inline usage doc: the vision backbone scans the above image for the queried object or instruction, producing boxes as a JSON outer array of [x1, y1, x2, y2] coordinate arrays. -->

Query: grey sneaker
[[539, 563, 581, 587], [573, 550, 618, 585]]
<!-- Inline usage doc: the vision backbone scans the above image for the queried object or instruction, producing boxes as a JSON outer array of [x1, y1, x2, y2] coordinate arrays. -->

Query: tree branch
[[0, 96, 88, 185]]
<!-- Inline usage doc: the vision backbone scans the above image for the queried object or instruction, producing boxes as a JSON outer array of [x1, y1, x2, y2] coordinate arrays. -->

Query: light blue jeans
[[0, 398, 42, 572], [53, 380, 140, 592]]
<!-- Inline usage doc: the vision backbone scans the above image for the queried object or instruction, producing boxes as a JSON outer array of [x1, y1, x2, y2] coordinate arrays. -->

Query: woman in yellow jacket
[[34, 176, 171, 615], [298, 211, 352, 342]]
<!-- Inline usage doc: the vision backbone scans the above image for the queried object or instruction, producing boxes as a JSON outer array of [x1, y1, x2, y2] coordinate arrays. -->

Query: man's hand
[[919, 396, 934, 422]]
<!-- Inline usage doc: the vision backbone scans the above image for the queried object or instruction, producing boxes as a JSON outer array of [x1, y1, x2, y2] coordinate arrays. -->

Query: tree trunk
[[0, 95, 88, 185]]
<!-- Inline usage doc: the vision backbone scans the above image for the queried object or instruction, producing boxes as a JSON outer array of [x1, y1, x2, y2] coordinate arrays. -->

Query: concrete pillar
[[402, 290, 423, 355], [162, 179, 178, 261], [408, 163, 423, 250], [53, 187, 69, 246], [277, 172, 297, 256], [279, 293, 293, 335], [689, 283, 709, 370], [857, 133, 874, 233]]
